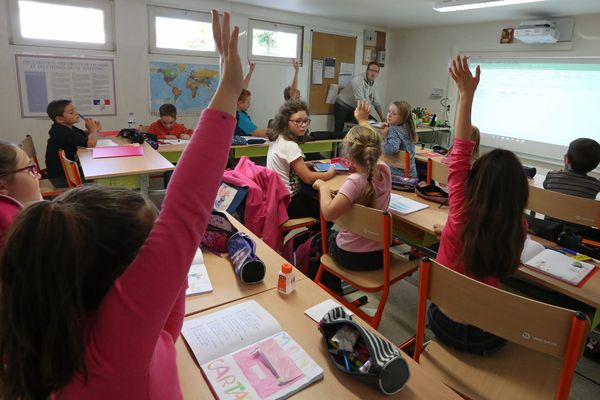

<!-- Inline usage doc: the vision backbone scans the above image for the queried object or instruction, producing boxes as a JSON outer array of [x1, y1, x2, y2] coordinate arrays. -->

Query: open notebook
[[186, 248, 212, 296], [388, 193, 429, 215], [181, 300, 323, 400], [521, 239, 597, 287]]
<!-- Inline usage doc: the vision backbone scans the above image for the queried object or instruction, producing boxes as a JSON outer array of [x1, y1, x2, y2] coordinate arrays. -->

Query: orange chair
[[58, 149, 83, 188], [413, 258, 590, 400], [20, 135, 66, 198], [425, 157, 448, 185], [315, 204, 418, 329]]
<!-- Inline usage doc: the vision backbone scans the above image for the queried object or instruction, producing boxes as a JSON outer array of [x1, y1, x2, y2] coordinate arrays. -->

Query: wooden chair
[[527, 185, 600, 229], [426, 157, 449, 185], [380, 150, 412, 178], [58, 150, 83, 188], [413, 258, 590, 400], [20, 135, 66, 198], [314, 204, 418, 329]]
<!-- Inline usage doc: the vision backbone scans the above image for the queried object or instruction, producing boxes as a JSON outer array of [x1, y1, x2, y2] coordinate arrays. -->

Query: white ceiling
[[228, 0, 600, 29]]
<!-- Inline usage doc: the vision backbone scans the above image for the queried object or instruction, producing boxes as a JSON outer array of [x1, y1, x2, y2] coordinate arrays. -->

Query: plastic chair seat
[[39, 179, 67, 198]]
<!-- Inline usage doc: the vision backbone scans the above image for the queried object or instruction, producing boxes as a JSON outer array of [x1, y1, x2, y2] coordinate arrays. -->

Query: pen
[[342, 351, 350, 371], [251, 348, 279, 379], [560, 247, 577, 255]]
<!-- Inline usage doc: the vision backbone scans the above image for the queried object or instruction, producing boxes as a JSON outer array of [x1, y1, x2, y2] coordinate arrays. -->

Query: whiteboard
[[15, 54, 117, 118]]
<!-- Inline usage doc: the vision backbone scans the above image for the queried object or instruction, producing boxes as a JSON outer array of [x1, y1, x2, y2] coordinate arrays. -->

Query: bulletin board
[[309, 31, 356, 115]]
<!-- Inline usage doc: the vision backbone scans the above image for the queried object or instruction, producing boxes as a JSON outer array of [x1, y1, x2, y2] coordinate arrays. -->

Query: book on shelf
[[181, 300, 323, 400]]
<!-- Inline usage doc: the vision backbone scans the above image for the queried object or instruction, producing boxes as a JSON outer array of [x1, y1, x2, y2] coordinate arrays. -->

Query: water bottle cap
[[281, 263, 293, 273]]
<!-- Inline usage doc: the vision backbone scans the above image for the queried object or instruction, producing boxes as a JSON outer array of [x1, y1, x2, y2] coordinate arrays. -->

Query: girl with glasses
[[267, 99, 335, 220], [0, 139, 42, 249]]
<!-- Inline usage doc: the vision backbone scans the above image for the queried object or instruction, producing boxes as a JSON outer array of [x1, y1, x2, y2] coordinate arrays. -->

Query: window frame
[[148, 5, 216, 57], [9, 0, 115, 50], [248, 19, 303, 63]]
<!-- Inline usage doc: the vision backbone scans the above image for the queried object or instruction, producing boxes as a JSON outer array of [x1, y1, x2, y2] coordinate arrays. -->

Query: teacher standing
[[334, 62, 385, 133]]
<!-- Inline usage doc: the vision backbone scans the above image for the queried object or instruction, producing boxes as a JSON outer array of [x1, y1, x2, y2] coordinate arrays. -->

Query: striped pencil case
[[319, 307, 410, 395]]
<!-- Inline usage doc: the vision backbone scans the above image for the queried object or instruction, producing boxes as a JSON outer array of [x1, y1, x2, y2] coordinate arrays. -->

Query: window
[[148, 6, 215, 56], [9, 0, 114, 50], [248, 19, 303, 63]]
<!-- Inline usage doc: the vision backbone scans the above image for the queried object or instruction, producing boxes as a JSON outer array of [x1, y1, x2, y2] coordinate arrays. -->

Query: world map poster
[[149, 61, 219, 116]]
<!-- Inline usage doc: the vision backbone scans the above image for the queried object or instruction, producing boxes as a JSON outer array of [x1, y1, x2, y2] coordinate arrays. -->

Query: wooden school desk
[[185, 212, 307, 316], [177, 279, 462, 400], [77, 136, 174, 195]]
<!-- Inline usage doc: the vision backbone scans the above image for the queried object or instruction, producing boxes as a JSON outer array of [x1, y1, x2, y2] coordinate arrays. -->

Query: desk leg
[[140, 174, 149, 197]]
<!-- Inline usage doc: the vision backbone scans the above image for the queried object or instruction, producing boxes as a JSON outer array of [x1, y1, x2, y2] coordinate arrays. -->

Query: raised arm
[[91, 9, 242, 370], [242, 62, 256, 89], [449, 55, 480, 141], [290, 58, 299, 100]]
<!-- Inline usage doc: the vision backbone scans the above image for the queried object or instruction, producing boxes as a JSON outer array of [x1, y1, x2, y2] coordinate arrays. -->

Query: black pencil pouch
[[319, 307, 410, 395]]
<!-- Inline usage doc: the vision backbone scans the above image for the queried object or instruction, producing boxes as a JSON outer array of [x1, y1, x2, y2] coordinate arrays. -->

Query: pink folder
[[92, 146, 144, 159]]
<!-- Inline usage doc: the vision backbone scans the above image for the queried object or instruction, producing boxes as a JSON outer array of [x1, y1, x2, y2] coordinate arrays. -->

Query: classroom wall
[[387, 13, 600, 176], [0, 0, 390, 168]]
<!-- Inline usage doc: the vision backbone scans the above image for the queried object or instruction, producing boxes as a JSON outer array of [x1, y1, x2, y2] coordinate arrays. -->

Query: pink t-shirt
[[336, 163, 391, 252]]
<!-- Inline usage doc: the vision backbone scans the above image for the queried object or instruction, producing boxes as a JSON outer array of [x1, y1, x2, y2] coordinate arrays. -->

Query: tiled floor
[[349, 273, 600, 399]]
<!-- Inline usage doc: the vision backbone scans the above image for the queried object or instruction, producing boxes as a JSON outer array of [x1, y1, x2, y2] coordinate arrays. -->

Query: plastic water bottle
[[127, 112, 136, 129]]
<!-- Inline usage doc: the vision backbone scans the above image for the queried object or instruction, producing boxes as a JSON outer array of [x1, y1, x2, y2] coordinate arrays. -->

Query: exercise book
[[388, 193, 429, 215]]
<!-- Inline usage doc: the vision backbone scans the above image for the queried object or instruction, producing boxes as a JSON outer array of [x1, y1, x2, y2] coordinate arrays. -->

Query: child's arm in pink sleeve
[[89, 109, 235, 372], [446, 139, 475, 224]]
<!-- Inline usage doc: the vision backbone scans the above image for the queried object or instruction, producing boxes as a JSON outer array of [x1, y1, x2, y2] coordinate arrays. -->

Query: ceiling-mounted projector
[[514, 19, 559, 43]]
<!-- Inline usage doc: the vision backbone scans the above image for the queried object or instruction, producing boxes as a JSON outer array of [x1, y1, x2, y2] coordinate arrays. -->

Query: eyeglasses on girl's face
[[288, 118, 311, 127], [0, 164, 41, 179]]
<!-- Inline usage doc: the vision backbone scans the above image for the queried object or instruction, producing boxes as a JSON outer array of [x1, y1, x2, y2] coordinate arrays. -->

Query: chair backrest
[[380, 151, 411, 178], [20, 134, 41, 171], [58, 150, 82, 188], [426, 158, 448, 185], [528, 185, 600, 228], [332, 203, 391, 245], [421, 259, 589, 360]]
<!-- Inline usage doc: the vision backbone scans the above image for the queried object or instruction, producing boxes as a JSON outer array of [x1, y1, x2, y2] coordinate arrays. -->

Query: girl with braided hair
[[313, 118, 391, 270]]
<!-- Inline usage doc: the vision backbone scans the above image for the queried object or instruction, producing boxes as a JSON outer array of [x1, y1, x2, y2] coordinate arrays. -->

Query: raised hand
[[248, 62, 256, 73], [354, 100, 371, 126], [292, 58, 300, 71], [208, 10, 242, 115], [448, 55, 480, 97]]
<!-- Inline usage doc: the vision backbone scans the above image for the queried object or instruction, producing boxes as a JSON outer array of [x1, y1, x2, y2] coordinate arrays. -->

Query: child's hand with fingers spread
[[354, 100, 371, 126], [448, 55, 480, 97], [208, 10, 243, 116]]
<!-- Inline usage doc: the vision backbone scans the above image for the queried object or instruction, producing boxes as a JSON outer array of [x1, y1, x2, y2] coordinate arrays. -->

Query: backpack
[[286, 230, 341, 294]]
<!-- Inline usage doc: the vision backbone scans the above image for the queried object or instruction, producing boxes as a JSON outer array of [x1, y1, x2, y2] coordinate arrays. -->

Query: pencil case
[[227, 232, 266, 284], [319, 307, 410, 395]]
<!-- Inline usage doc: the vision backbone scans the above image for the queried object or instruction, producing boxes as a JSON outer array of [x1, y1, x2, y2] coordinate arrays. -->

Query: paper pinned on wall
[[324, 57, 336, 79], [340, 62, 354, 75], [312, 59, 323, 85], [325, 84, 339, 104], [338, 74, 352, 87]]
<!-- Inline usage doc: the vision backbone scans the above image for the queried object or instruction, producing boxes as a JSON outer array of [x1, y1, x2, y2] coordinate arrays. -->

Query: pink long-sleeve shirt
[[435, 138, 499, 288], [54, 109, 235, 399]]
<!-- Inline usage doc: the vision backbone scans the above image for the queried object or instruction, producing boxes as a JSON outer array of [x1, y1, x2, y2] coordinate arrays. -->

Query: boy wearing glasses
[[334, 62, 384, 133], [147, 103, 193, 140], [45, 99, 101, 188]]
